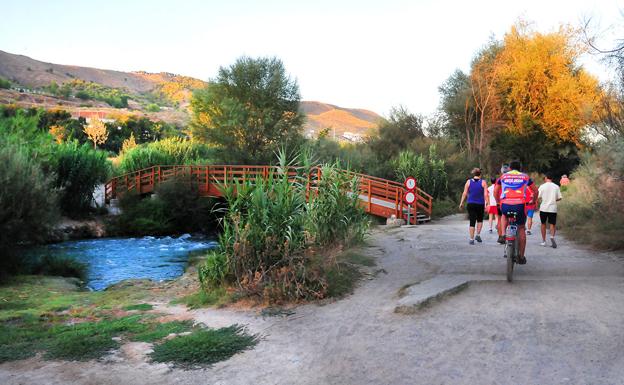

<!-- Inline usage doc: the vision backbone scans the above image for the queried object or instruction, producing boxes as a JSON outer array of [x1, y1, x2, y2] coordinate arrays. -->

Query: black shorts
[[540, 211, 557, 225], [467, 203, 485, 226]]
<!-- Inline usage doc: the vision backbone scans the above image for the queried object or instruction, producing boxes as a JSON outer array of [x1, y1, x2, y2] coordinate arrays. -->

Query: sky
[[1, 0, 622, 116]]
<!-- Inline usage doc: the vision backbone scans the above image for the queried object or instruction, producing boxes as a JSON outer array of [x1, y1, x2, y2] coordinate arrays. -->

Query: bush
[[146, 103, 161, 112], [113, 178, 219, 236], [0, 143, 58, 271], [392, 144, 448, 199], [198, 252, 229, 289], [0, 77, 11, 89], [306, 164, 369, 245], [558, 139, 624, 249], [117, 138, 214, 174], [48, 141, 111, 216], [199, 159, 369, 302], [30, 255, 88, 281]]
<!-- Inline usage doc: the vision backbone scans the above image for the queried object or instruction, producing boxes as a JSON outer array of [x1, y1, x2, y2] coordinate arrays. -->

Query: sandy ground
[[2, 215, 624, 385]]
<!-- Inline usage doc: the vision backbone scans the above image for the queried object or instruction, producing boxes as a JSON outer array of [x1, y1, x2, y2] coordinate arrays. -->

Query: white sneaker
[[540, 241, 547, 247]]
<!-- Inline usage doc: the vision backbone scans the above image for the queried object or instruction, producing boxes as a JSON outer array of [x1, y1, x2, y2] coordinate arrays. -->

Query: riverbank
[[3, 218, 623, 384]]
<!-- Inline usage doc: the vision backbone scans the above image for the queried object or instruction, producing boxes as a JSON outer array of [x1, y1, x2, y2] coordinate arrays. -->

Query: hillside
[[0, 50, 381, 137], [300, 101, 381, 139]]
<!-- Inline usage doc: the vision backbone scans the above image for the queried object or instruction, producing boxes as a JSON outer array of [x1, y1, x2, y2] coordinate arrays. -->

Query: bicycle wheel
[[506, 242, 514, 282]]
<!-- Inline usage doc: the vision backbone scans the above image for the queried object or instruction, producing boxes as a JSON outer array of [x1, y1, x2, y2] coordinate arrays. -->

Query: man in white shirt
[[538, 173, 563, 248]]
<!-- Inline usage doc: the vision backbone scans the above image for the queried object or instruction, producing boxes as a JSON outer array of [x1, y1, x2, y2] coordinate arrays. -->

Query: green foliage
[[29, 255, 88, 281], [431, 197, 459, 219], [198, 252, 229, 289], [117, 138, 214, 174], [199, 155, 369, 302], [123, 303, 153, 311], [146, 103, 161, 112], [306, 164, 370, 245], [150, 325, 258, 368], [114, 194, 172, 235], [369, 106, 425, 166], [190, 56, 304, 163], [0, 77, 11, 89], [558, 138, 624, 249], [48, 141, 111, 216], [65, 80, 130, 108], [0, 143, 58, 268], [113, 179, 219, 236], [393, 144, 448, 199]]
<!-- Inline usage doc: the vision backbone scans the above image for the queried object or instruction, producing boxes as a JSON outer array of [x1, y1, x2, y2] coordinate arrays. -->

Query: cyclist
[[459, 168, 489, 245], [493, 160, 538, 264]]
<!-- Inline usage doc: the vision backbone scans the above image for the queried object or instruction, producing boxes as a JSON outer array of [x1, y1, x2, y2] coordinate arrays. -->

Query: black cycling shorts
[[467, 203, 485, 226], [540, 211, 557, 225]]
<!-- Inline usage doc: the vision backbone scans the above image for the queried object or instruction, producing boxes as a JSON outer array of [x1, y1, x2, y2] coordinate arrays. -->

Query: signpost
[[404, 176, 417, 225]]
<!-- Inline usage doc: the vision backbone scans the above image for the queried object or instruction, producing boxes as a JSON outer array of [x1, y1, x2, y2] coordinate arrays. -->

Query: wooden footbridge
[[105, 165, 433, 224]]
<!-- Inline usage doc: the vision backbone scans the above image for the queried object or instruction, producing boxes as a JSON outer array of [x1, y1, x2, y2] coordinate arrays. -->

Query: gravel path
[[2, 215, 623, 385]]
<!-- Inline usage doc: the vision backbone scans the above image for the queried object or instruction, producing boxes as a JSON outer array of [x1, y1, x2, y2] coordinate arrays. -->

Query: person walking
[[487, 177, 498, 233], [560, 174, 570, 186], [538, 173, 562, 248], [459, 168, 489, 245], [496, 163, 511, 244], [525, 185, 536, 235]]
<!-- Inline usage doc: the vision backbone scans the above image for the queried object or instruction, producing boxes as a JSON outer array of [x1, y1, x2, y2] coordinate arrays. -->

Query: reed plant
[[199, 152, 370, 302]]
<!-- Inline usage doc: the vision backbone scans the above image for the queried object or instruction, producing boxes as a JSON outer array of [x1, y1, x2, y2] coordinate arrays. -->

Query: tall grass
[[558, 138, 624, 249], [199, 156, 370, 303], [117, 137, 215, 174]]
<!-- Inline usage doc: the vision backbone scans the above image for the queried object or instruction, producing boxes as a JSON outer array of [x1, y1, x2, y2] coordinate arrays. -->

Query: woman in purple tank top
[[459, 168, 490, 244]]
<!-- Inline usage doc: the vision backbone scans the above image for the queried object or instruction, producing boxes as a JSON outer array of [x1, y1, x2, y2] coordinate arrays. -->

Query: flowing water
[[32, 235, 217, 291]]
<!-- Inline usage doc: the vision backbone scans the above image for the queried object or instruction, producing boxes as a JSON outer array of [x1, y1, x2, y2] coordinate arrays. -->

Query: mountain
[[0, 50, 381, 137]]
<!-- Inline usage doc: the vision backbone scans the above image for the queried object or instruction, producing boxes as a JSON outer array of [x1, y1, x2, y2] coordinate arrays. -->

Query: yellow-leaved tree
[[494, 23, 602, 144], [83, 117, 109, 149]]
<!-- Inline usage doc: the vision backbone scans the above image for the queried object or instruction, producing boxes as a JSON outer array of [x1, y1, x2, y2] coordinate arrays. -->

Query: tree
[[495, 23, 602, 144], [369, 106, 425, 163], [83, 117, 108, 149], [121, 132, 137, 153], [49, 124, 67, 144], [190, 56, 304, 164]]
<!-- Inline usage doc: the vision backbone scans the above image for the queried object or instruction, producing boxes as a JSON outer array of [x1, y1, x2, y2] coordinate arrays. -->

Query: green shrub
[[0, 143, 58, 271], [30, 255, 88, 281], [201, 155, 369, 302], [114, 194, 172, 235], [117, 138, 214, 174], [112, 178, 220, 236], [198, 252, 229, 288], [48, 141, 111, 216], [558, 138, 624, 249], [146, 103, 161, 112], [150, 325, 258, 368], [306, 164, 370, 245], [0, 77, 11, 89], [392, 144, 448, 198]]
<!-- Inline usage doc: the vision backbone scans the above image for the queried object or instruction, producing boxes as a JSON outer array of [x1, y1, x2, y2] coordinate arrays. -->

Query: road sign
[[404, 191, 416, 205], [404, 176, 417, 191]]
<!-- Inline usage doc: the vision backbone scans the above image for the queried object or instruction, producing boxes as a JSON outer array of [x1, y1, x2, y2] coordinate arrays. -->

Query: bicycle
[[504, 211, 519, 282]]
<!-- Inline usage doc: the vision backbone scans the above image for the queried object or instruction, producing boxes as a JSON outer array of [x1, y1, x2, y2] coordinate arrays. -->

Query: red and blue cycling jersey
[[496, 170, 533, 205]]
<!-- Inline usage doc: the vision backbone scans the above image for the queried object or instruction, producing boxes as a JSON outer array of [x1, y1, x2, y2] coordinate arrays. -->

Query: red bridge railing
[[105, 165, 433, 224]]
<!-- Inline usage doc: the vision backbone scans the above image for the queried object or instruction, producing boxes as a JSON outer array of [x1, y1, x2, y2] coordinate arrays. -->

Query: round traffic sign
[[404, 176, 417, 191], [404, 191, 416, 205]]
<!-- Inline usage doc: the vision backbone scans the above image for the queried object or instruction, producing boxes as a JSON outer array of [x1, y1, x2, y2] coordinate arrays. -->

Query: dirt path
[[2, 215, 624, 385]]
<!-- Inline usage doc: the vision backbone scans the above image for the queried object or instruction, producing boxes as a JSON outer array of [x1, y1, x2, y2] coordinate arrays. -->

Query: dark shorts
[[467, 203, 485, 227], [540, 211, 557, 225], [501, 203, 526, 226]]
